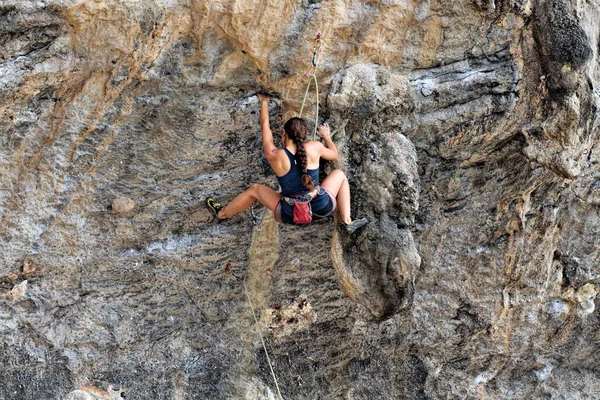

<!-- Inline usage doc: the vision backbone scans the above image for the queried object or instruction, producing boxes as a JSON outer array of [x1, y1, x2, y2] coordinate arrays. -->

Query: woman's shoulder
[[304, 140, 324, 161], [305, 140, 324, 151]]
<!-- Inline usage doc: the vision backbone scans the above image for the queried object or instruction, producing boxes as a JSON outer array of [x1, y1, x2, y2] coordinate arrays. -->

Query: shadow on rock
[[332, 132, 420, 320], [533, 0, 593, 97], [326, 64, 421, 320], [332, 217, 421, 320]]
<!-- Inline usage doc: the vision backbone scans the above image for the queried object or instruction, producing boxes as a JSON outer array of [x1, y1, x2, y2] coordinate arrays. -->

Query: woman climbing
[[204, 93, 368, 233]]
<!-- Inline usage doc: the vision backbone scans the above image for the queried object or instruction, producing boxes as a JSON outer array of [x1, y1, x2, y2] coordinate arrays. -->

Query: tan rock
[[574, 283, 598, 317], [65, 385, 124, 400], [5, 273, 19, 282], [22, 259, 38, 275], [112, 197, 135, 214], [7, 281, 27, 301], [260, 295, 316, 338]]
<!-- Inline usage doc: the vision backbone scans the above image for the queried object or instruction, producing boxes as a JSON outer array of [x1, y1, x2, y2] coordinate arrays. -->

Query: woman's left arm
[[317, 123, 338, 160]]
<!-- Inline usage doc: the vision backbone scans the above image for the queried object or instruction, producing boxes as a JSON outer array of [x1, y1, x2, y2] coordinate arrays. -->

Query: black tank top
[[276, 148, 319, 197]]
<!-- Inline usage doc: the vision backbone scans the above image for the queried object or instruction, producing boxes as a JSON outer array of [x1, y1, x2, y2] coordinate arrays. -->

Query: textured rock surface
[[1, 0, 600, 399]]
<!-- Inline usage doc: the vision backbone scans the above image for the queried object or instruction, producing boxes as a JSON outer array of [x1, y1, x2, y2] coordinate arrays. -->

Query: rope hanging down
[[242, 35, 324, 400], [299, 33, 324, 140], [243, 277, 284, 400]]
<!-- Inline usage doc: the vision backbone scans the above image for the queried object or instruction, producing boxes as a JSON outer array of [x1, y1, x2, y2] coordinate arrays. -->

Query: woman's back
[[276, 147, 319, 196]]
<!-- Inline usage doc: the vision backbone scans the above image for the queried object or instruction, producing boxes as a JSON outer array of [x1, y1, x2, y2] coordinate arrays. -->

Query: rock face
[[1, 0, 599, 399]]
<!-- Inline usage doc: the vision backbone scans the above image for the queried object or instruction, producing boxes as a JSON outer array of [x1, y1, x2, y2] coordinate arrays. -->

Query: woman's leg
[[218, 183, 280, 219], [320, 169, 351, 224]]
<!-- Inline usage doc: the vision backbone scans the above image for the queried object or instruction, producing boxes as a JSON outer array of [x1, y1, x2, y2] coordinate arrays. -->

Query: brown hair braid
[[283, 117, 315, 191]]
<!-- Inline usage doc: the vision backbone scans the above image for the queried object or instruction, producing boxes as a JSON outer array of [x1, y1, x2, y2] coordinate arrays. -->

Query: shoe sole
[[343, 218, 368, 234]]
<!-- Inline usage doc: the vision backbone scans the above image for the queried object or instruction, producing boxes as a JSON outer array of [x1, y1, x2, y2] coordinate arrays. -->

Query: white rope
[[299, 35, 323, 140], [239, 35, 325, 400], [243, 278, 284, 400]]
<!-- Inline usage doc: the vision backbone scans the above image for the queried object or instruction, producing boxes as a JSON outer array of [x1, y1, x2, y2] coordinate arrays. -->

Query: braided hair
[[283, 117, 315, 191]]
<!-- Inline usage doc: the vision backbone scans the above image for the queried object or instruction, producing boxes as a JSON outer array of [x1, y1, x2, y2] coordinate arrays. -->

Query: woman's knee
[[249, 183, 273, 200], [248, 183, 264, 194], [329, 169, 347, 181], [248, 183, 280, 211]]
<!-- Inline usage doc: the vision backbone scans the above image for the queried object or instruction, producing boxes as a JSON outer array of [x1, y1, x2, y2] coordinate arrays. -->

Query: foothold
[[574, 283, 598, 317], [7, 281, 27, 301], [290, 257, 300, 268], [547, 298, 570, 317], [22, 259, 38, 275], [5, 273, 19, 282], [224, 263, 239, 280], [112, 197, 135, 214]]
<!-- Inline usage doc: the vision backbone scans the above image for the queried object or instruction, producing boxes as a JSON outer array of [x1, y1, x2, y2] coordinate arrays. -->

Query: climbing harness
[[299, 34, 324, 140], [243, 276, 284, 400], [281, 187, 319, 225]]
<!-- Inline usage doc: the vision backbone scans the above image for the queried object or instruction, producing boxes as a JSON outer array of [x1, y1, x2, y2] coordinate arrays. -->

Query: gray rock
[[328, 64, 410, 121], [2, 0, 600, 399]]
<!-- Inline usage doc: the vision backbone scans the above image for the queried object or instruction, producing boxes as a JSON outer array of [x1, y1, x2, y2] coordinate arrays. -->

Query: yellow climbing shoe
[[205, 197, 224, 222]]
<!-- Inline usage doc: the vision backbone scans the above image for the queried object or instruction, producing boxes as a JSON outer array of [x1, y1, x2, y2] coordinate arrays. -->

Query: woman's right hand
[[317, 123, 330, 139], [257, 93, 270, 103]]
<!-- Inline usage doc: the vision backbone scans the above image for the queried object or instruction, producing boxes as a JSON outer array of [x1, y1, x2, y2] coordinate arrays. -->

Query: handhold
[[253, 87, 282, 99]]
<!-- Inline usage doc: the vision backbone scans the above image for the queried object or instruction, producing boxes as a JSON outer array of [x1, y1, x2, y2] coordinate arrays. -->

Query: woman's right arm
[[317, 123, 338, 160], [258, 94, 278, 161]]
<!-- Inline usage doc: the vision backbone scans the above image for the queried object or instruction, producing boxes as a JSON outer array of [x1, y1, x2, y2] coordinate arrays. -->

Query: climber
[[205, 93, 368, 233]]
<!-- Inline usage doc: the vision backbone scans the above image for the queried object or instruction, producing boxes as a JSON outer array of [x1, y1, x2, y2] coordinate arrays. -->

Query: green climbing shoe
[[341, 218, 368, 234], [205, 197, 224, 222]]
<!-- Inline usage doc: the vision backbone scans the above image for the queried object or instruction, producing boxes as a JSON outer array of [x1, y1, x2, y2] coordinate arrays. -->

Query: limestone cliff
[[1, 0, 600, 399]]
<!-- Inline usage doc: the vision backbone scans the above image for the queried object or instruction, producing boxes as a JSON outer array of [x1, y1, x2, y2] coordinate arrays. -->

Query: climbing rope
[[239, 35, 324, 399], [243, 277, 284, 400], [299, 33, 324, 140]]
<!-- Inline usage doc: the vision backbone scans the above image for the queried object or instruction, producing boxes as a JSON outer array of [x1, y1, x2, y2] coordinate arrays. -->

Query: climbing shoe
[[205, 197, 225, 222], [341, 218, 368, 234]]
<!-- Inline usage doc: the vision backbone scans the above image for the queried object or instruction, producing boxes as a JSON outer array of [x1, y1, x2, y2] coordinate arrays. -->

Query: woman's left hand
[[317, 123, 331, 139]]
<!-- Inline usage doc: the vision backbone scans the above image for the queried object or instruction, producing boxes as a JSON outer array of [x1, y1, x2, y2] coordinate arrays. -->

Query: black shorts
[[274, 188, 337, 225]]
